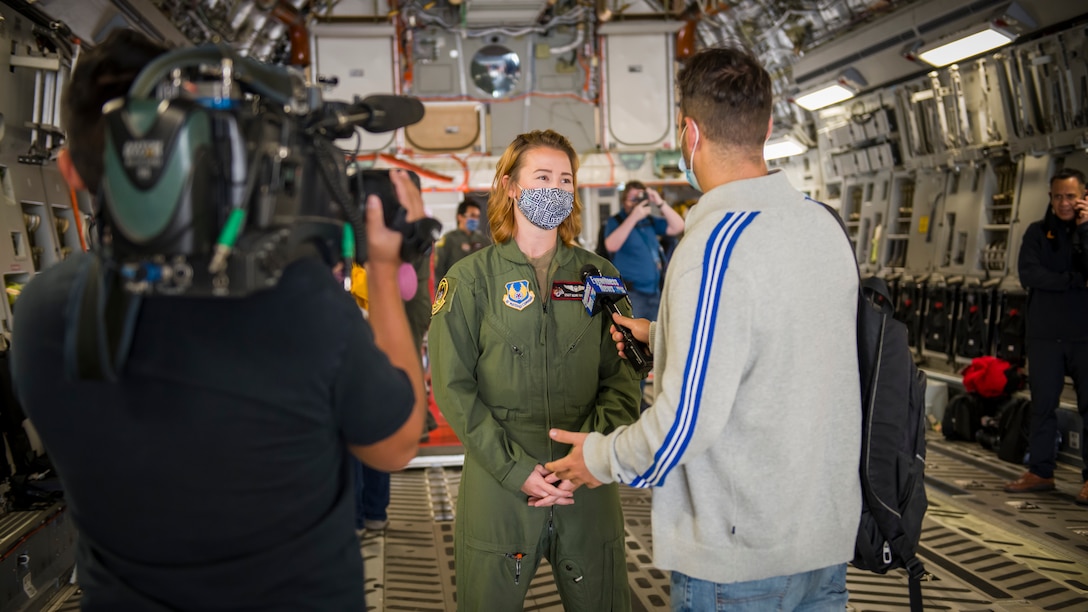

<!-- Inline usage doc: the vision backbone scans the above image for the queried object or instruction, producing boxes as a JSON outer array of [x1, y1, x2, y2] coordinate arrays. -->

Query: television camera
[[99, 44, 441, 297]]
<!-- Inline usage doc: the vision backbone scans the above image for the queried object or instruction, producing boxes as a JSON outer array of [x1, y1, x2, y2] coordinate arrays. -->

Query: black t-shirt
[[10, 254, 414, 611]]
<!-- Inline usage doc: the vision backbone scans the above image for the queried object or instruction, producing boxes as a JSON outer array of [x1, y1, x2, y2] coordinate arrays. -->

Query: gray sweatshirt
[[583, 170, 862, 584]]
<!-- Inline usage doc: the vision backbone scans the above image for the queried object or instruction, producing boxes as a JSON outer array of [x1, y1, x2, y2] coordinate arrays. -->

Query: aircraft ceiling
[[6, 0, 1086, 138]]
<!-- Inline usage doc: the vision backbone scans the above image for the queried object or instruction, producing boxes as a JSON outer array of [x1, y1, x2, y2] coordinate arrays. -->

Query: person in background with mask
[[428, 129, 640, 611], [434, 198, 490, 282], [602, 181, 684, 321]]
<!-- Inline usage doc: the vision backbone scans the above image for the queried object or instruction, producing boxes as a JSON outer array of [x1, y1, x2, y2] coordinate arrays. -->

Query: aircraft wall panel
[[1005, 154, 1057, 280], [604, 35, 673, 151], [313, 30, 397, 153], [905, 169, 949, 271]]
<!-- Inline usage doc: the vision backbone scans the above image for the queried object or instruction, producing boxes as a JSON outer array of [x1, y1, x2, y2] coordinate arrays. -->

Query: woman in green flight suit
[[429, 129, 641, 611]]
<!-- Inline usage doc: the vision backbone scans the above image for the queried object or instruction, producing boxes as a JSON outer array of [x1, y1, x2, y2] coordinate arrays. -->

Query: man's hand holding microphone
[[580, 265, 653, 375], [608, 311, 652, 363]]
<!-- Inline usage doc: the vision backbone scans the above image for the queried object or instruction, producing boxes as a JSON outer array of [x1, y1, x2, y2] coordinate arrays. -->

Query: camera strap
[[63, 254, 143, 382]]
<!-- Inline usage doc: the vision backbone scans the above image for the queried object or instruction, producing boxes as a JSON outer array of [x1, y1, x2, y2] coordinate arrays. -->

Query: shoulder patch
[[432, 277, 455, 315]]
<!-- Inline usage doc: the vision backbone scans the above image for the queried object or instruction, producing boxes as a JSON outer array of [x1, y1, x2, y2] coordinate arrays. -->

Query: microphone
[[580, 264, 653, 376], [349, 95, 426, 133], [319, 95, 426, 139]]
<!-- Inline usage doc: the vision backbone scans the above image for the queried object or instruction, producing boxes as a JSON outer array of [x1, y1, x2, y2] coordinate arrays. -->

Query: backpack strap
[[905, 555, 927, 612]]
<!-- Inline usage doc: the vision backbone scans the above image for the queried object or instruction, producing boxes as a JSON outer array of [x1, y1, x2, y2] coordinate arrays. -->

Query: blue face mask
[[678, 121, 702, 192], [464, 217, 479, 233]]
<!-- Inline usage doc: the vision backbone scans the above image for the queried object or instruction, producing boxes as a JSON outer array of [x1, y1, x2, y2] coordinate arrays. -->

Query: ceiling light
[[916, 23, 1017, 67], [792, 68, 866, 112], [764, 134, 808, 160]]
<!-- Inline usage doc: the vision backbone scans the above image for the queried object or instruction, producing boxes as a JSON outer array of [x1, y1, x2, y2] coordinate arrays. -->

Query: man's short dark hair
[[456, 200, 481, 217], [676, 47, 772, 153], [621, 181, 647, 203], [1051, 168, 1086, 189], [61, 29, 168, 194]]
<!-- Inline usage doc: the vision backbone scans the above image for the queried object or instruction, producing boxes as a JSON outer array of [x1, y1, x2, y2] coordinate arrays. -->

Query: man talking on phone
[[602, 181, 685, 321]]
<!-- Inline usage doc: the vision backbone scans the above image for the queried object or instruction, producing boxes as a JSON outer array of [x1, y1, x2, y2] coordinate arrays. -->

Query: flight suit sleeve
[[578, 262, 641, 435], [403, 256, 432, 351], [429, 274, 538, 494], [434, 236, 452, 283], [1019, 224, 1084, 290]]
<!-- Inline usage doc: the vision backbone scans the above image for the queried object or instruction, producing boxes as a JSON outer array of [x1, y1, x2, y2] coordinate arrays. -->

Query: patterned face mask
[[516, 186, 574, 230]]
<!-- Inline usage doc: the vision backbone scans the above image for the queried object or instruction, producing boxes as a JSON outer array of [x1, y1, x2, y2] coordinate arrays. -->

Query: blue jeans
[[352, 459, 390, 528], [627, 288, 661, 322], [670, 564, 848, 612]]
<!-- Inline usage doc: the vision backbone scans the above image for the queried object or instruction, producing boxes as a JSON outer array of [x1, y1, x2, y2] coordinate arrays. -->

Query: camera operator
[[10, 29, 426, 611], [602, 181, 684, 321]]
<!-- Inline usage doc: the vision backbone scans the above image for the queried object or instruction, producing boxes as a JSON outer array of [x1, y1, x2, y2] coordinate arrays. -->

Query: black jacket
[[1018, 207, 1088, 340]]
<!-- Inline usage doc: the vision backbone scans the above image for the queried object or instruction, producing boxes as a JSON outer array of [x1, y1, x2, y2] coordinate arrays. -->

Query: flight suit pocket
[[463, 534, 538, 587], [557, 318, 601, 406], [554, 533, 627, 611], [479, 313, 531, 418]]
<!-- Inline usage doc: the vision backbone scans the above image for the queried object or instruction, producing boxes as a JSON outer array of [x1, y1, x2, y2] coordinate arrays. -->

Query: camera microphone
[[318, 95, 425, 139], [579, 264, 653, 375]]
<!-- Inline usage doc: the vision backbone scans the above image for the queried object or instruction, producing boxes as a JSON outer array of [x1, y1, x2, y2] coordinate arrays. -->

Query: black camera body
[[635, 190, 663, 217], [348, 168, 440, 264], [98, 45, 436, 297]]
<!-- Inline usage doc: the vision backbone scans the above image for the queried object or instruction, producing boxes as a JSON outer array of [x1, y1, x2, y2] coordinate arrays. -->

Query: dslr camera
[[636, 190, 662, 216], [99, 44, 440, 297]]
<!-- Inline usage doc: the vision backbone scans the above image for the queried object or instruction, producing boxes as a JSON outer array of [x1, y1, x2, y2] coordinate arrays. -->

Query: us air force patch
[[503, 280, 534, 311], [432, 277, 453, 315], [551, 281, 585, 301]]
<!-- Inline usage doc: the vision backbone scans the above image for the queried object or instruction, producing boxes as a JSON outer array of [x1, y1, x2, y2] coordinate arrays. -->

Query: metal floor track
[[363, 435, 1088, 612], [38, 432, 1088, 611]]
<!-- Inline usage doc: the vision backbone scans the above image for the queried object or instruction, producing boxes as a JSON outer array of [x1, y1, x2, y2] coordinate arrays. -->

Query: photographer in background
[[602, 181, 684, 321], [1005, 168, 1088, 505], [10, 28, 426, 611]]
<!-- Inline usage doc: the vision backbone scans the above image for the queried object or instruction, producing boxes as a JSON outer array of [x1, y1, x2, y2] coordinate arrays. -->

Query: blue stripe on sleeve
[[629, 211, 759, 488]]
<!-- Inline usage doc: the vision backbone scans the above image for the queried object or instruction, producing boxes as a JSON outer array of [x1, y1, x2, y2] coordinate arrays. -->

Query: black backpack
[[854, 276, 929, 612], [820, 204, 929, 611], [942, 392, 984, 441]]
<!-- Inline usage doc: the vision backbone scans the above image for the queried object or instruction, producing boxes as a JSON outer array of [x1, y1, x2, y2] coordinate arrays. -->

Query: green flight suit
[[434, 228, 490, 282], [430, 238, 641, 612]]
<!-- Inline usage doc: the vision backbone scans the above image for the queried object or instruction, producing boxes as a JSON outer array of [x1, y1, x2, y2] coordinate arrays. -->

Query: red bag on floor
[[962, 356, 1011, 398]]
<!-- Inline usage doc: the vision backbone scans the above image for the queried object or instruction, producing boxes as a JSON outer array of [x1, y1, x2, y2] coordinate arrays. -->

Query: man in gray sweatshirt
[[547, 47, 861, 609]]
